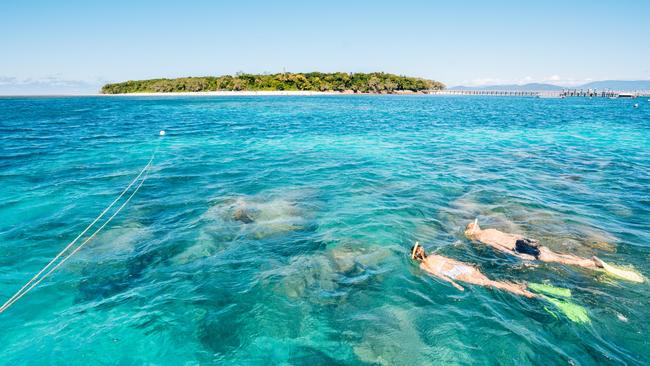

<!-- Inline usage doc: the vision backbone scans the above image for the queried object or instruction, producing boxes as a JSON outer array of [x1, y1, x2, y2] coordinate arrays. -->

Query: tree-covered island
[[101, 72, 445, 94]]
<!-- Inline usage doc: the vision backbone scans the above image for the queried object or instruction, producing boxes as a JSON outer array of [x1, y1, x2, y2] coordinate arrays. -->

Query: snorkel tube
[[411, 241, 421, 260], [470, 218, 478, 235]]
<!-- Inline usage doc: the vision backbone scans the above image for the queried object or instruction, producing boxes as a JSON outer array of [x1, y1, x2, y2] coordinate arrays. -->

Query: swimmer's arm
[[482, 236, 538, 261], [487, 242, 535, 260], [438, 274, 465, 292], [513, 252, 537, 261], [420, 263, 465, 291]]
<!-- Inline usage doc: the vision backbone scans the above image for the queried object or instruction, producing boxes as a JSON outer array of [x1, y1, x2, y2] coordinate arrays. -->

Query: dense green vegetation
[[101, 72, 445, 94]]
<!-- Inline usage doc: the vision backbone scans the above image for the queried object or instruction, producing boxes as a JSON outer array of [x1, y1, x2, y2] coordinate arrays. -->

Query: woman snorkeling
[[410, 242, 534, 297]]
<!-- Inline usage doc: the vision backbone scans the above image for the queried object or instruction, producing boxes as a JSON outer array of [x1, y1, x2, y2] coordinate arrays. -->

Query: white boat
[[617, 93, 636, 98]]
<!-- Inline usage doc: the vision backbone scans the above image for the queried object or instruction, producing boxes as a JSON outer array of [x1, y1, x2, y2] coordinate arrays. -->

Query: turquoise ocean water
[[1, 96, 649, 365]]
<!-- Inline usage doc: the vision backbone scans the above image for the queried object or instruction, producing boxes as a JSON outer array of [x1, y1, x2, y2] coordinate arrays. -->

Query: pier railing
[[430, 89, 650, 98]]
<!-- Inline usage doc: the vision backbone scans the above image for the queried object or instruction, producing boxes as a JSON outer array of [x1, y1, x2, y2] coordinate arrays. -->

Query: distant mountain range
[[450, 80, 650, 92]]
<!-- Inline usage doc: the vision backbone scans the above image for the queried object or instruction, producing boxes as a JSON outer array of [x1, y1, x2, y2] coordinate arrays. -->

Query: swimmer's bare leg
[[486, 280, 535, 298], [538, 247, 597, 268]]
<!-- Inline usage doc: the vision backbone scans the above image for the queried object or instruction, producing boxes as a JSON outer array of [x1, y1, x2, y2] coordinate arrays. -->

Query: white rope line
[[0, 156, 153, 313], [0, 165, 151, 313], [0, 147, 158, 314]]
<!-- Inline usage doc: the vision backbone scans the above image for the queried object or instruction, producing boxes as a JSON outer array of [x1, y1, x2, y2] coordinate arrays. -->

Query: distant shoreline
[[103, 90, 432, 97], [0, 90, 432, 98], [100, 72, 443, 95], [4, 89, 649, 98]]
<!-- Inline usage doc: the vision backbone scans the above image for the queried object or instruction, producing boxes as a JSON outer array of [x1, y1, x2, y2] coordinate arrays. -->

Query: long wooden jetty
[[431, 89, 650, 98]]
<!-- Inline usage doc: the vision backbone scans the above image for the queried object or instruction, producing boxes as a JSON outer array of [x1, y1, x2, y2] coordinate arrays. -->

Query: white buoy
[[633, 103, 639, 108], [159, 130, 166, 136]]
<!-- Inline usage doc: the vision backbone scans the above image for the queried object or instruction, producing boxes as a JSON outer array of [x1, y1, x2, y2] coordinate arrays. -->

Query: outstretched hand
[[451, 281, 465, 291]]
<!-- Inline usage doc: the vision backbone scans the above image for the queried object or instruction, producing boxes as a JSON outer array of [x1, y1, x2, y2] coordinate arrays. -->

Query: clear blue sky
[[1, 0, 649, 93]]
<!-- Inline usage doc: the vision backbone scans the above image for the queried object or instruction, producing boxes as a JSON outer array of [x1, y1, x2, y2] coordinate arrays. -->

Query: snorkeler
[[411, 242, 594, 323], [464, 219, 644, 282], [411, 242, 535, 297], [464, 219, 601, 267]]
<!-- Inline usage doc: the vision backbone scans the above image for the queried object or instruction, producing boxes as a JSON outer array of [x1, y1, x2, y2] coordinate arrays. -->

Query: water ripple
[[0, 96, 649, 365]]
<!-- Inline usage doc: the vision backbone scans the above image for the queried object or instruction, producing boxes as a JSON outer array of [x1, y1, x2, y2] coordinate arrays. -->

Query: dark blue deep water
[[1, 96, 649, 365]]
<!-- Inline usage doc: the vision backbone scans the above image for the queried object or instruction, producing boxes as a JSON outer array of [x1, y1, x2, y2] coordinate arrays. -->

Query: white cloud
[[458, 75, 594, 87], [461, 77, 506, 86], [0, 76, 18, 85], [0, 75, 102, 95], [540, 75, 588, 87]]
